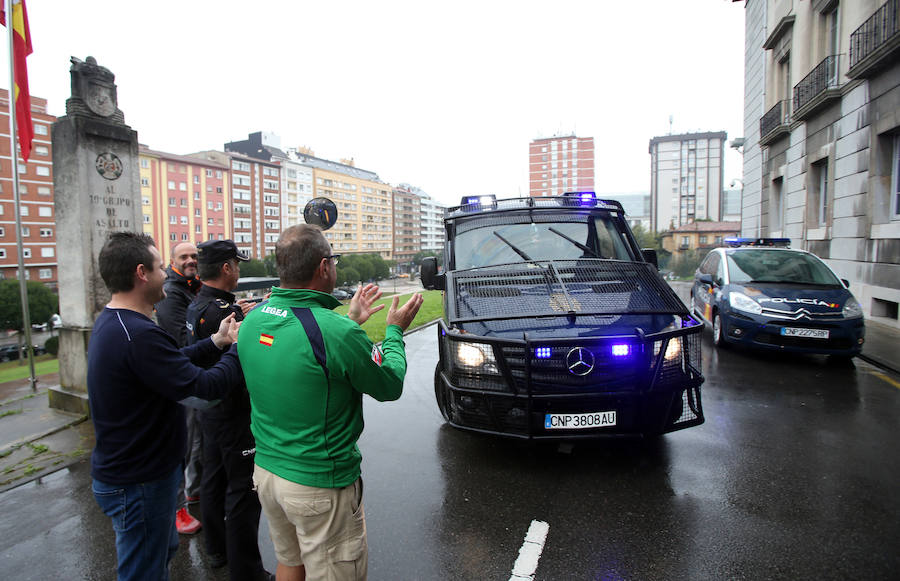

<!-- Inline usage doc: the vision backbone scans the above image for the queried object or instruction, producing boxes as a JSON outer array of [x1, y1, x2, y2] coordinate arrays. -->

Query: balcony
[[792, 55, 841, 120], [759, 100, 791, 146], [848, 0, 900, 79]]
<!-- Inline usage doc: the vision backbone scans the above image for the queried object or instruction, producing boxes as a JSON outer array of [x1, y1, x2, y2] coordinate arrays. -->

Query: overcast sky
[[8, 0, 746, 208]]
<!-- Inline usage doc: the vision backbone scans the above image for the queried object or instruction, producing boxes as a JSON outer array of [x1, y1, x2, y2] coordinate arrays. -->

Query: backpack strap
[[291, 307, 329, 379]]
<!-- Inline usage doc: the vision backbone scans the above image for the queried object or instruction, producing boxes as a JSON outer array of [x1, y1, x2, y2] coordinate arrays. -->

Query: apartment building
[[744, 0, 900, 325], [648, 131, 727, 232], [0, 90, 57, 286], [529, 135, 595, 197], [391, 185, 421, 267], [660, 221, 741, 259], [406, 184, 445, 253], [191, 150, 281, 259], [139, 147, 231, 261]]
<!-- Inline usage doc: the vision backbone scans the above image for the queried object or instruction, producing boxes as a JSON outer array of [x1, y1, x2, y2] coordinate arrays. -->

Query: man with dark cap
[[186, 240, 270, 580]]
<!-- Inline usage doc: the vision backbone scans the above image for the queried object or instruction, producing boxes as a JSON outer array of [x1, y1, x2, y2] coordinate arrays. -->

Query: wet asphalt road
[[1, 323, 899, 580]]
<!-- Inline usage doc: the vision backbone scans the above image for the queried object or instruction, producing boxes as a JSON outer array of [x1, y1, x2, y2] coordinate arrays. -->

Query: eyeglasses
[[328, 254, 341, 266]]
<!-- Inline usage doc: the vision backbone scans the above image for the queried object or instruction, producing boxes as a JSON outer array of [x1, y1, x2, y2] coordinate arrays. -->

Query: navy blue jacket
[[88, 307, 242, 485]]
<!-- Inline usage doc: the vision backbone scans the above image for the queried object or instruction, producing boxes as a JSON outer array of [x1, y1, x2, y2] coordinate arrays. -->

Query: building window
[[23, 248, 31, 258], [892, 135, 900, 220], [193, 175, 200, 184], [143, 214, 151, 224], [699, 235, 707, 244], [141, 177, 149, 187], [168, 180, 176, 190], [0, 249, 5, 258], [36, 166, 50, 176], [21, 226, 29, 237], [170, 233, 176, 241], [41, 247, 54, 258], [40, 228, 51, 237], [180, 216, 188, 225], [168, 197, 176, 206], [170, 216, 177, 224], [771, 177, 784, 231], [39, 268, 51, 279], [181, 233, 188, 241], [37, 186, 50, 196], [179, 182, 187, 191], [141, 158, 149, 168], [34, 124, 47, 135], [813, 159, 829, 226], [39, 206, 52, 217], [19, 206, 27, 216], [35, 145, 49, 156]]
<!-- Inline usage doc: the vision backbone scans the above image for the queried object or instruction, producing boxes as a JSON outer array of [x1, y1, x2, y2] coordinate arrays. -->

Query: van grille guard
[[447, 259, 688, 325]]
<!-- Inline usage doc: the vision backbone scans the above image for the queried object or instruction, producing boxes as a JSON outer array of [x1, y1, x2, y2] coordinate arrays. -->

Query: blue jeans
[[92, 464, 182, 581]]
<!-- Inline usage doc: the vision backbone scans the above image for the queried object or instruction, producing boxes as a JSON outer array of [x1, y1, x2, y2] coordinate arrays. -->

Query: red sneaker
[[175, 507, 201, 534]]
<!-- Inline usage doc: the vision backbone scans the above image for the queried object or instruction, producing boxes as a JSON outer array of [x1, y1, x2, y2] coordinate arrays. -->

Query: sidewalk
[[859, 318, 900, 374], [0, 373, 93, 494]]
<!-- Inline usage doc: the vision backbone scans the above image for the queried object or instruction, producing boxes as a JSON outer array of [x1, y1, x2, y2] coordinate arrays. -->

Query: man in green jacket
[[238, 224, 423, 581]]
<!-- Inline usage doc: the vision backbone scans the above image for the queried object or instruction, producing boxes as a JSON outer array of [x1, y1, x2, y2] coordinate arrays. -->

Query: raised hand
[[385, 293, 424, 331], [348, 283, 385, 325]]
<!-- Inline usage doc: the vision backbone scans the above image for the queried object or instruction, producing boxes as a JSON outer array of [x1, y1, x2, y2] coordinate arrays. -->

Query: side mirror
[[642, 248, 658, 269], [420, 257, 445, 291], [841, 278, 850, 288], [697, 273, 714, 286]]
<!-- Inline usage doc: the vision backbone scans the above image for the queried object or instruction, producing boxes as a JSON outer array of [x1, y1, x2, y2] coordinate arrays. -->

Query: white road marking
[[509, 519, 550, 581]]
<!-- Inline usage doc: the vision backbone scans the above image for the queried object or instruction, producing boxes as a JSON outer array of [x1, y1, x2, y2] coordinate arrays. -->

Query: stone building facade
[[744, 0, 900, 326]]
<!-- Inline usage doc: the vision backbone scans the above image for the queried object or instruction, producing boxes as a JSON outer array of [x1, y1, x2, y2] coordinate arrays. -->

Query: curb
[[0, 413, 89, 457], [857, 354, 900, 376]]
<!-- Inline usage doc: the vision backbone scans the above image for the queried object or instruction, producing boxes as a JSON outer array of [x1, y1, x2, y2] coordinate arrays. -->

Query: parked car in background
[[690, 238, 865, 360], [0, 345, 20, 362], [332, 289, 351, 300]]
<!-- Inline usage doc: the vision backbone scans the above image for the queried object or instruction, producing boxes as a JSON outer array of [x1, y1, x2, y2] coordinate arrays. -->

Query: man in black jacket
[[154, 241, 204, 534], [188, 239, 270, 580]]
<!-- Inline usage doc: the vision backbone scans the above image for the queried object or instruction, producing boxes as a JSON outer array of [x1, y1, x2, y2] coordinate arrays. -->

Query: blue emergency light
[[534, 346, 552, 359], [460, 195, 497, 209], [723, 237, 791, 248]]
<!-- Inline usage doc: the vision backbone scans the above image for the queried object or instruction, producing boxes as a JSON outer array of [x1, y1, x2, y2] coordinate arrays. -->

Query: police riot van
[[420, 192, 705, 439]]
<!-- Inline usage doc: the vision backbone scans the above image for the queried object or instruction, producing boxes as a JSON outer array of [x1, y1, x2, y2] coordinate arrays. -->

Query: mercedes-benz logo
[[566, 347, 595, 376]]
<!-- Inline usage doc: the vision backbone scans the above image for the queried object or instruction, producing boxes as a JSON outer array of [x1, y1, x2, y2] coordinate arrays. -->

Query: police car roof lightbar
[[723, 237, 791, 248], [461, 195, 497, 207]]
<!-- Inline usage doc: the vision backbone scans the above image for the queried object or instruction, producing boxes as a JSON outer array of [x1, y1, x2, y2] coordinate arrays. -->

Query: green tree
[[262, 253, 278, 277], [0, 280, 59, 365], [630, 223, 657, 250], [0, 280, 58, 331], [337, 266, 360, 286], [240, 259, 268, 277], [412, 250, 443, 268]]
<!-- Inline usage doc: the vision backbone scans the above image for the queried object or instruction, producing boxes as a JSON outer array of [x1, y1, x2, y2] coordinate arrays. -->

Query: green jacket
[[237, 287, 406, 488]]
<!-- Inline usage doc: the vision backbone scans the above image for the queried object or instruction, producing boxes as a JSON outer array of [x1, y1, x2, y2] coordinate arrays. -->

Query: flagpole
[[6, 0, 37, 392]]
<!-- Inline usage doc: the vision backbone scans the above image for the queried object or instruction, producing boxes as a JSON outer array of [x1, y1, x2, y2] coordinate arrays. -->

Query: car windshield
[[726, 250, 841, 286], [453, 216, 633, 269]]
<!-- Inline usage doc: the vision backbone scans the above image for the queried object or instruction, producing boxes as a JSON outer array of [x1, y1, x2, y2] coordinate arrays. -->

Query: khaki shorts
[[253, 465, 367, 581]]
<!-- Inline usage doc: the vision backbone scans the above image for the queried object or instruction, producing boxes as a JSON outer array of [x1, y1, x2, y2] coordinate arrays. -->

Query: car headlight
[[454, 342, 499, 373], [728, 291, 763, 315], [842, 297, 863, 319]]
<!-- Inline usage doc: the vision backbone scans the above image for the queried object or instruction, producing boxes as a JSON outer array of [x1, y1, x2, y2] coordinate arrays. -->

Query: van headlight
[[729, 291, 763, 315], [842, 297, 863, 319], [454, 342, 499, 373]]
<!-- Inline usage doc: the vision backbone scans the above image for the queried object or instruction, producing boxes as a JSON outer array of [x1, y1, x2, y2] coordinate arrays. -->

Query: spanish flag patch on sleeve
[[259, 333, 274, 347], [371, 344, 383, 366]]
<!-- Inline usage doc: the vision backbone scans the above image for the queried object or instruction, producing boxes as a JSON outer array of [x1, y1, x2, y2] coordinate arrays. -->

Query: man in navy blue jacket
[[88, 232, 244, 581]]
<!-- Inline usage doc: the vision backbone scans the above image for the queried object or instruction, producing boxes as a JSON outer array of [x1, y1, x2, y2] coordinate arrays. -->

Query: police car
[[690, 238, 865, 358], [420, 192, 705, 439]]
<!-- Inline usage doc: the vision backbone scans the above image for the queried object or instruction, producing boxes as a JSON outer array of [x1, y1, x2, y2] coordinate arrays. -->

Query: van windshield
[[726, 250, 841, 286], [454, 216, 633, 269]]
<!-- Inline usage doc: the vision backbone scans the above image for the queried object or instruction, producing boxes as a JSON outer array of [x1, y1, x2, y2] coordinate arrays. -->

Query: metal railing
[[760, 100, 790, 139], [849, 0, 899, 68], [793, 55, 840, 112]]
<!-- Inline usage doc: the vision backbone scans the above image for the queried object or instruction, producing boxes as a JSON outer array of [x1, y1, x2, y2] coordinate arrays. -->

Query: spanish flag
[[259, 333, 274, 347], [1, 0, 33, 162]]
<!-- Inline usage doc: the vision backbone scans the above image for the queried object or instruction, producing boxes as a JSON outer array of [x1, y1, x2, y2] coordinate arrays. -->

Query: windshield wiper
[[491, 231, 576, 316], [548, 227, 601, 258], [492, 231, 535, 262]]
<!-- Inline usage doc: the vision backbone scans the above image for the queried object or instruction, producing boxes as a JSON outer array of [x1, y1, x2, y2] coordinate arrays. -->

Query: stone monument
[[49, 57, 141, 413]]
